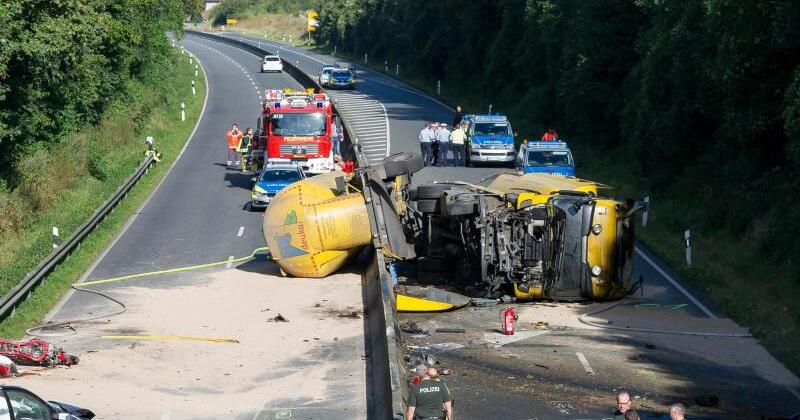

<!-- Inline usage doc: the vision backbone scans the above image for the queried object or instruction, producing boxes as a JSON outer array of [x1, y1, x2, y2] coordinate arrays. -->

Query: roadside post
[[489, 104, 493, 114], [52, 227, 60, 249], [642, 196, 650, 227], [181, 46, 185, 55], [289, 35, 292, 44], [189, 55, 193, 65], [195, 64, 199, 77], [333, 45, 337, 56], [181, 102, 186, 122], [437, 80, 441, 96], [395, 64, 399, 76], [684, 229, 692, 266], [384, 60, 388, 72], [364, 53, 368, 64], [192, 80, 196, 96]]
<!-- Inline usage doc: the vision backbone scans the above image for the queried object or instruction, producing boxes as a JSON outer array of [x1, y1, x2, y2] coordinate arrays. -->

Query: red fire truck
[[254, 88, 335, 175]]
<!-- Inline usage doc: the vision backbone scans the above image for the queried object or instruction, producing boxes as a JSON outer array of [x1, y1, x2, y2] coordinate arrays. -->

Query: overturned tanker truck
[[262, 152, 643, 309]]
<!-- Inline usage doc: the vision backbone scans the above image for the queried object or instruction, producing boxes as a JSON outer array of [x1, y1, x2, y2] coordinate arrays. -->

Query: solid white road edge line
[[634, 246, 717, 319]]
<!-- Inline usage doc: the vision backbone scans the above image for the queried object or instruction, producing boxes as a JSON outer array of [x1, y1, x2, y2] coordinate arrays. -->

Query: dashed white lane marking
[[182, 38, 263, 104], [576, 352, 595, 375], [237, 226, 245, 237], [634, 246, 717, 319], [226, 256, 235, 268]]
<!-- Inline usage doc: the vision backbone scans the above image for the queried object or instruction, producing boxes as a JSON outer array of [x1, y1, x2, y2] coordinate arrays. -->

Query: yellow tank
[[263, 171, 372, 277]]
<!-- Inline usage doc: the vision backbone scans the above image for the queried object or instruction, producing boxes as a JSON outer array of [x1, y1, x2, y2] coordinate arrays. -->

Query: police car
[[326, 68, 356, 89], [250, 161, 305, 209], [463, 114, 516, 166], [0, 385, 95, 419], [260, 55, 283, 73], [521, 141, 575, 176], [316, 65, 336, 86]]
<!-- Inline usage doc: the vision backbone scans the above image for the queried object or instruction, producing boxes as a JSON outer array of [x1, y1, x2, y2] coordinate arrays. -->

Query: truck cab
[[522, 141, 575, 176], [464, 114, 516, 166]]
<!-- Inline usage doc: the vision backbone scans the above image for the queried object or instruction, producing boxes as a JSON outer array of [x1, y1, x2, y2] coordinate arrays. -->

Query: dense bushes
[[0, 0, 200, 184], [314, 0, 800, 275]]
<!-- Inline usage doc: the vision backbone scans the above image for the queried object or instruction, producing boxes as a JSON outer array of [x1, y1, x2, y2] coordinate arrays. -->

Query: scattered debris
[[337, 310, 360, 319], [260, 308, 271, 312], [470, 298, 499, 307], [0, 338, 79, 367], [314, 303, 321, 308], [435, 327, 465, 333], [439, 368, 452, 375], [500, 295, 515, 303], [400, 321, 425, 334], [535, 364, 549, 369], [533, 321, 549, 329], [428, 342, 465, 352], [268, 314, 288, 322]]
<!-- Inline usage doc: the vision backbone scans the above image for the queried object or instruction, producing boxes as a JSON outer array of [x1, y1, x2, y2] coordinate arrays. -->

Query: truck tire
[[383, 152, 425, 174], [416, 184, 452, 200]]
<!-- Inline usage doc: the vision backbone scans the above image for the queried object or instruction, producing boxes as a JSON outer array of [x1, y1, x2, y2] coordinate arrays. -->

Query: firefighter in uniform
[[405, 367, 454, 420], [237, 127, 254, 172]]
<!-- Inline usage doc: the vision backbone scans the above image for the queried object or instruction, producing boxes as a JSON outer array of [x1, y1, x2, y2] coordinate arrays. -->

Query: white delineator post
[[364, 53, 368, 64], [684, 229, 692, 266], [192, 80, 196, 96], [181, 46, 185, 55], [52, 226, 59, 249], [181, 102, 186, 122], [384, 60, 388, 72], [642, 196, 650, 227], [489, 104, 493, 114], [395, 64, 399, 76], [195, 64, 199, 77], [437, 80, 441, 96]]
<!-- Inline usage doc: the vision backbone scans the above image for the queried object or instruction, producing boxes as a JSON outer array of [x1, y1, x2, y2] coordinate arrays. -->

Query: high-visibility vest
[[227, 130, 242, 149]]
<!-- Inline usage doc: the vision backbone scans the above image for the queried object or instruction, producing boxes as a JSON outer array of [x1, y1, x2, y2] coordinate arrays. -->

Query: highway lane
[[45, 35, 303, 326], [219, 31, 800, 418]]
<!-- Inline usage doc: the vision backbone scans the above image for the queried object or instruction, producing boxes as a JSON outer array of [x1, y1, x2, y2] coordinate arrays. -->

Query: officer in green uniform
[[405, 367, 453, 420]]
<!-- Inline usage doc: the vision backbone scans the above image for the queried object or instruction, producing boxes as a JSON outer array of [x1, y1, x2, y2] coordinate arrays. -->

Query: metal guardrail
[[0, 155, 156, 321], [183, 31, 405, 419]]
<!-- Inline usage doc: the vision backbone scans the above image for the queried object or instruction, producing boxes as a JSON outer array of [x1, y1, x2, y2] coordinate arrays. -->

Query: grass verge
[[0, 48, 207, 338]]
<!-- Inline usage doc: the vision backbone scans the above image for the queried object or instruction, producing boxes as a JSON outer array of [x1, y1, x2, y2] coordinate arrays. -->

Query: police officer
[[405, 367, 454, 420], [419, 122, 434, 166], [436, 123, 451, 167]]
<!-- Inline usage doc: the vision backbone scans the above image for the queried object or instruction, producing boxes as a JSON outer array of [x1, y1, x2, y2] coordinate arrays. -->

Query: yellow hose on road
[[76, 246, 269, 287]]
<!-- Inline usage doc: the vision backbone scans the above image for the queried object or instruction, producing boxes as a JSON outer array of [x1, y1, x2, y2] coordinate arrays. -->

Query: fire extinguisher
[[501, 307, 517, 335]]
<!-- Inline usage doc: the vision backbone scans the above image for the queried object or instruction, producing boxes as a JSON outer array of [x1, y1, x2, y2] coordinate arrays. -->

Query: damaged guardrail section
[[184, 31, 405, 419], [0, 155, 156, 321]]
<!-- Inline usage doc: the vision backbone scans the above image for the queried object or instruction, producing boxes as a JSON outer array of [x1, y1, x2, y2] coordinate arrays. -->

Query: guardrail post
[[437, 80, 441, 96], [192, 80, 196, 96], [684, 229, 692, 266], [181, 102, 186, 122], [52, 227, 60, 249], [642, 196, 650, 227]]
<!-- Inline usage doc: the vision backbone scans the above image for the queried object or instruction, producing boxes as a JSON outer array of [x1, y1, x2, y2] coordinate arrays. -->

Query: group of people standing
[[418, 105, 468, 167]]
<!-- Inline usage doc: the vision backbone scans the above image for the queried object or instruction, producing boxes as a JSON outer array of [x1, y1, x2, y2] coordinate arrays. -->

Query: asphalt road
[[219, 31, 800, 419]]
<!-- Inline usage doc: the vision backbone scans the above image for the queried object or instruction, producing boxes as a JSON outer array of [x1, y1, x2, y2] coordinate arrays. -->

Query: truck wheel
[[416, 184, 452, 200], [383, 152, 424, 174]]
